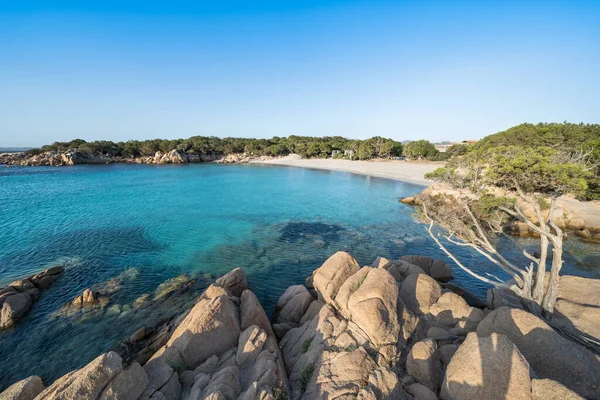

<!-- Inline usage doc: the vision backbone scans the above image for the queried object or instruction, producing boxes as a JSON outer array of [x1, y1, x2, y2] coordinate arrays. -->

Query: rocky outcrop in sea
[[0, 150, 278, 167], [1, 252, 599, 399], [0, 266, 64, 330]]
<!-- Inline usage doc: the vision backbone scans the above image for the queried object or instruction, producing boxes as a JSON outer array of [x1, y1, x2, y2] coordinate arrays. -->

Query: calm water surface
[[0, 163, 598, 389]]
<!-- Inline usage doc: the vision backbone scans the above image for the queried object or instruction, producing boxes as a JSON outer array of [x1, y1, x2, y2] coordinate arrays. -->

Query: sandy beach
[[252, 155, 443, 186]]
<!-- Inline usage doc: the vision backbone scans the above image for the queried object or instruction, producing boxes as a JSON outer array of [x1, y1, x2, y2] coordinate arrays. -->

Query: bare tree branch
[[422, 204, 502, 286]]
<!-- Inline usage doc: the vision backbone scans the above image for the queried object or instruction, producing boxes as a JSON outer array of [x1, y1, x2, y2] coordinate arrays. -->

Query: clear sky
[[1, 0, 599, 147]]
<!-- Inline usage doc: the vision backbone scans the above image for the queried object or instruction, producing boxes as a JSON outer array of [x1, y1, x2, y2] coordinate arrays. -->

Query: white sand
[[252, 155, 443, 186]]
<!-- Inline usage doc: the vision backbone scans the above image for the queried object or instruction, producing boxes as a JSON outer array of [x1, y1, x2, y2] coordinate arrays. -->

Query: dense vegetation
[[28, 135, 404, 160], [429, 122, 600, 200], [470, 122, 600, 152], [421, 124, 599, 315]]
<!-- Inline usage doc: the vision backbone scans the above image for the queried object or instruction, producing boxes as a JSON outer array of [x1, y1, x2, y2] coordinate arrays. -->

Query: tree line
[[28, 136, 407, 160]]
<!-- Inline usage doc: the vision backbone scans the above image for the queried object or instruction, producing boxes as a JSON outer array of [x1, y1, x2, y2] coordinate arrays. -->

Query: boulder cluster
[[0, 151, 113, 166], [0, 266, 64, 330], [0, 150, 276, 167], [2, 252, 600, 400]]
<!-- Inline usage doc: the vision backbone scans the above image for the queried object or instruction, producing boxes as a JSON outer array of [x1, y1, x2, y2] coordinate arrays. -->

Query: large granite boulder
[[0, 376, 45, 400], [240, 289, 275, 337], [0, 293, 32, 329], [552, 275, 600, 342], [400, 255, 453, 282], [406, 339, 442, 392], [214, 267, 248, 297], [399, 273, 442, 315], [308, 347, 378, 399], [357, 366, 408, 400], [376, 259, 425, 284], [98, 362, 148, 400], [531, 379, 584, 400], [335, 268, 400, 348], [441, 332, 532, 400], [274, 285, 313, 325], [167, 289, 241, 369], [477, 307, 600, 399], [310, 251, 360, 305], [36, 352, 124, 399]]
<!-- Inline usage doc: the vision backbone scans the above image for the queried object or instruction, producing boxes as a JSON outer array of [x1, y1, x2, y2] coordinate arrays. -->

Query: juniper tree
[[420, 146, 595, 315]]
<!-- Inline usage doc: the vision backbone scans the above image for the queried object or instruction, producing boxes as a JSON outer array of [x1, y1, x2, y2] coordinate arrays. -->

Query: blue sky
[[1, 0, 599, 147]]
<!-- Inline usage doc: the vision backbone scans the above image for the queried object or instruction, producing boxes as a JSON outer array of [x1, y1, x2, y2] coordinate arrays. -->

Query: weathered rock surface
[[0, 376, 45, 400], [3, 251, 599, 400], [0, 266, 64, 330], [552, 275, 600, 342], [531, 379, 585, 400], [406, 339, 442, 392], [36, 352, 124, 399], [399, 273, 442, 315], [406, 382, 438, 400], [477, 307, 600, 399], [274, 285, 313, 325], [400, 255, 453, 282], [441, 332, 532, 400], [310, 251, 360, 305]]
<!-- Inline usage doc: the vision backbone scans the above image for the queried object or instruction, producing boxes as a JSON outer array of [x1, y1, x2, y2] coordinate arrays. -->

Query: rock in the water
[[399, 273, 442, 315], [274, 285, 313, 325], [476, 307, 600, 399], [129, 327, 147, 344], [310, 251, 360, 305], [0, 293, 32, 329], [0, 376, 45, 400], [407, 339, 442, 392], [36, 352, 123, 399], [440, 332, 532, 400]]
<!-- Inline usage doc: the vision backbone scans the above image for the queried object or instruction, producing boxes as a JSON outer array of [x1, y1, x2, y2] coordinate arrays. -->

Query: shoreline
[[252, 155, 442, 186], [1, 151, 443, 186]]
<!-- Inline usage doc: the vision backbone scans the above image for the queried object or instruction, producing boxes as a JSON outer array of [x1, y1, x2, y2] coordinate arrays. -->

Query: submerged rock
[[0, 266, 64, 330]]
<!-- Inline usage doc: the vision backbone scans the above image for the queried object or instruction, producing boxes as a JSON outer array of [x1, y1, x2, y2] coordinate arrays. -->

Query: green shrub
[[273, 388, 288, 400], [300, 364, 314, 393], [302, 338, 313, 354]]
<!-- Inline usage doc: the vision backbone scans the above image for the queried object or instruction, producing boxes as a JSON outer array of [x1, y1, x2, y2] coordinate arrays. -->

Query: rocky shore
[[0, 150, 277, 167], [401, 184, 600, 241], [1, 251, 599, 399]]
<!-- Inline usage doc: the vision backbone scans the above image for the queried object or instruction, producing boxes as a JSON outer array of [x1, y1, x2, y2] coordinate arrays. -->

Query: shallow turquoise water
[[0, 163, 598, 389]]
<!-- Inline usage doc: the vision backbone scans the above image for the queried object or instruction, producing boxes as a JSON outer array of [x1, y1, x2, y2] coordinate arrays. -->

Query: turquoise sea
[[0, 163, 598, 389]]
